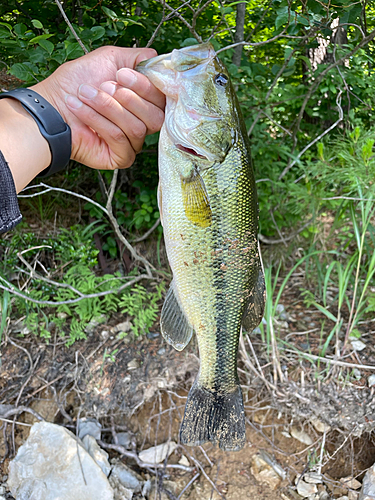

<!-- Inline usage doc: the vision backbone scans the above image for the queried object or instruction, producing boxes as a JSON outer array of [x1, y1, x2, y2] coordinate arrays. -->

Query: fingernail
[[79, 84, 98, 99], [65, 94, 82, 109], [100, 81, 116, 96], [117, 68, 137, 87]]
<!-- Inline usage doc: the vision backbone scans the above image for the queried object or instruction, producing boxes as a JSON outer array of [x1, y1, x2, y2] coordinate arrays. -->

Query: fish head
[[137, 43, 237, 165]]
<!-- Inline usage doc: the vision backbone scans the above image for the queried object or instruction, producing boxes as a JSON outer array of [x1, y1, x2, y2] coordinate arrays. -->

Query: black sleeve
[[0, 150, 22, 234]]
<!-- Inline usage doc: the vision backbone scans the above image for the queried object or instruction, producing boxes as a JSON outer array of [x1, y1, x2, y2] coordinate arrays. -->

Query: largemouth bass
[[137, 43, 265, 451]]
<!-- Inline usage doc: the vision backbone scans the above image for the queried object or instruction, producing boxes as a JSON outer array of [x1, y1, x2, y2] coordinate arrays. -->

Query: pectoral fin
[[160, 280, 193, 351], [242, 268, 266, 332], [181, 169, 212, 228]]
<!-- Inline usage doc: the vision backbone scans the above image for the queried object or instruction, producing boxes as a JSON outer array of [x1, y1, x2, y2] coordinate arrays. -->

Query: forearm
[[0, 95, 51, 193]]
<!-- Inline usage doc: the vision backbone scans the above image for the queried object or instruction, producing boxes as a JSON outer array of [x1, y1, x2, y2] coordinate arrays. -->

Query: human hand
[[32, 46, 165, 170]]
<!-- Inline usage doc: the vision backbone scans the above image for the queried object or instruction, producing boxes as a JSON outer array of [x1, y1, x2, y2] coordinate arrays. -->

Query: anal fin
[[160, 280, 193, 351]]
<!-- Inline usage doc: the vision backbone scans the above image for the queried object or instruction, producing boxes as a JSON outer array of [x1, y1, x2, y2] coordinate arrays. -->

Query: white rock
[[296, 479, 317, 497], [127, 359, 139, 370], [250, 455, 281, 490], [349, 493, 359, 500], [139, 441, 177, 464], [353, 369, 362, 380], [117, 432, 132, 449], [8, 421, 114, 500], [359, 462, 375, 499], [112, 321, 132, 334], [351, 340, 366, 352], [82, 435, 111, 477], [310, 418, 331, 434], [78, 418, 102, 441], [178, 455, 190, 467], [291, 427, 313, 445], [340, 476, 361, 490], [304, 472, 322, 484], [110, 463, 142, 491], [368, 375, 375, 387]]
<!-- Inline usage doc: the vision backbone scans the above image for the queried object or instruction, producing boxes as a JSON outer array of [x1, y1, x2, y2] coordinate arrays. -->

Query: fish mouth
[[176, 144, 208, 159]]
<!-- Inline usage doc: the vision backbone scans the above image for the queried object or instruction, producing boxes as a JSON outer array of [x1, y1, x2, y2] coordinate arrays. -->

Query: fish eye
[[214, 73, 228, 87]]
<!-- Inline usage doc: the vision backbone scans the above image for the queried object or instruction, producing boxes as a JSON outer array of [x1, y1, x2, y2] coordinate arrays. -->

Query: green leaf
[[181, 38, 199, 47], [90, 26, 106, 41], [31, 19, 43, 29], [64, 41, 85, 60], [102, 6, 118, 20], [38, 39, 54, 55], [28, 33, 53, 44], [10, 62, 35, 81]]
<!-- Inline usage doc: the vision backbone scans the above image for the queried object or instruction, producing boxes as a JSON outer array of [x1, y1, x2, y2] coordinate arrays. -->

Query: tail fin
[[179, 381, 245, 451]]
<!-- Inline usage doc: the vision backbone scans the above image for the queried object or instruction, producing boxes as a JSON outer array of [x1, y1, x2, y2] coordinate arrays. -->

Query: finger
[[116, 68, 166, 109], [100, 81, 164, 135], [77, 83, 148, 153], [65, 93, 136, 169]]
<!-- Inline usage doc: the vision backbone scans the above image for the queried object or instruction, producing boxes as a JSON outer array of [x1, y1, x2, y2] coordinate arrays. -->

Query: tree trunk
[[232, 2, 246, 67]]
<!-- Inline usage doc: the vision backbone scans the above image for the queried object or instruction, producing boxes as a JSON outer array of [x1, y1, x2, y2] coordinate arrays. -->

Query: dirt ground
[[1, 309, 375, 499]]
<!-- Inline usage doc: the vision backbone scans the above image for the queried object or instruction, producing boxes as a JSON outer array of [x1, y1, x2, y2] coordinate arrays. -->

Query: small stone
[[157, 347, 166, 355], [281, 431, 292, 438], [250, 455, 281, 490], [310, 418, 331, 434], [116, 432, 132, 449], [85, 314, 107, 334], [146, 332, 160, 340], [336, 497, 349, 500], [112, 321, 132, 334], [348, 492, 359, 500], [276, 304, 289, 321], [178, 455, 190, 467], [0, 495, 6, 500], [110, 463, 142, 491], [340, 476, 361, 490], [318, 491, 330, 500], [82, 435, 111, 477], [139, 442, 177, 464], [78, 418, 102, 441], [57, 312, 68, 319], [351, 340, 366, 352], [296, 479, 317, 497], [127, 359, 139, 370], [291, 427, 313, 445], [0, 404, 13, 417], [0, 486, 5, 495], [304, 472, 322, 484], [368, 375, 375, 387]]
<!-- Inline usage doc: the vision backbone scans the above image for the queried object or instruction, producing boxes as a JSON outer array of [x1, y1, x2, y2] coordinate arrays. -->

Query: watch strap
[[0, 88, 71, 177]]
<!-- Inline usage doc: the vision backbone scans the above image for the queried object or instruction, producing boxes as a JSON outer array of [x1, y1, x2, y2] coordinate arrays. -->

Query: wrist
[[0, 98, 51, 192]]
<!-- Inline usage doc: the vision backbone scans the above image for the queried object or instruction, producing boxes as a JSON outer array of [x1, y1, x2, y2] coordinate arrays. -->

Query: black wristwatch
[[0, 88, 71, 177]]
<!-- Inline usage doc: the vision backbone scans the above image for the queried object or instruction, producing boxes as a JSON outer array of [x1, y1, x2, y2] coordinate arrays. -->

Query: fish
[[136, 43, 266, 451]]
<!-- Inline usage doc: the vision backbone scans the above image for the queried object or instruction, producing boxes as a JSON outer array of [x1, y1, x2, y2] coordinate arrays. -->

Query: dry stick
[[279, 27, 375, 180], [187, 455, 225, 500], [54, 0, 88, 54], [284, 348, 375, 370], [278, 90, 344, 179], [131, 218, 161, 243], [0, 273, 150, 306], [106, 170, 155, 275], [98, 441, 194, 472], [162, 1, 202, 42], [1, 406, 44, 422], [19, 183, 109, 216], [177, 473, 200, 500]]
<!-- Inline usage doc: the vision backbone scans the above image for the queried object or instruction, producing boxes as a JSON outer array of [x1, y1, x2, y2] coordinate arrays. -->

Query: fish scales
[[137, 43, 265, 451]]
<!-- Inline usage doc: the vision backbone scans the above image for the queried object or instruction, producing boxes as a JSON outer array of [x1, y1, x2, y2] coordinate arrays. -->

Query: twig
[[1, 406, 45, 421], [54, 0, 88, 54], [98, 441, 194, 472], [105, 170, 155, 275], [0, 273, 150, 306], [19, 183, 109, 216], [284, 349, 375, 370], [278, 90, 344, 179], [177, 473, 200, 500], [131, 218, 161, 243]]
